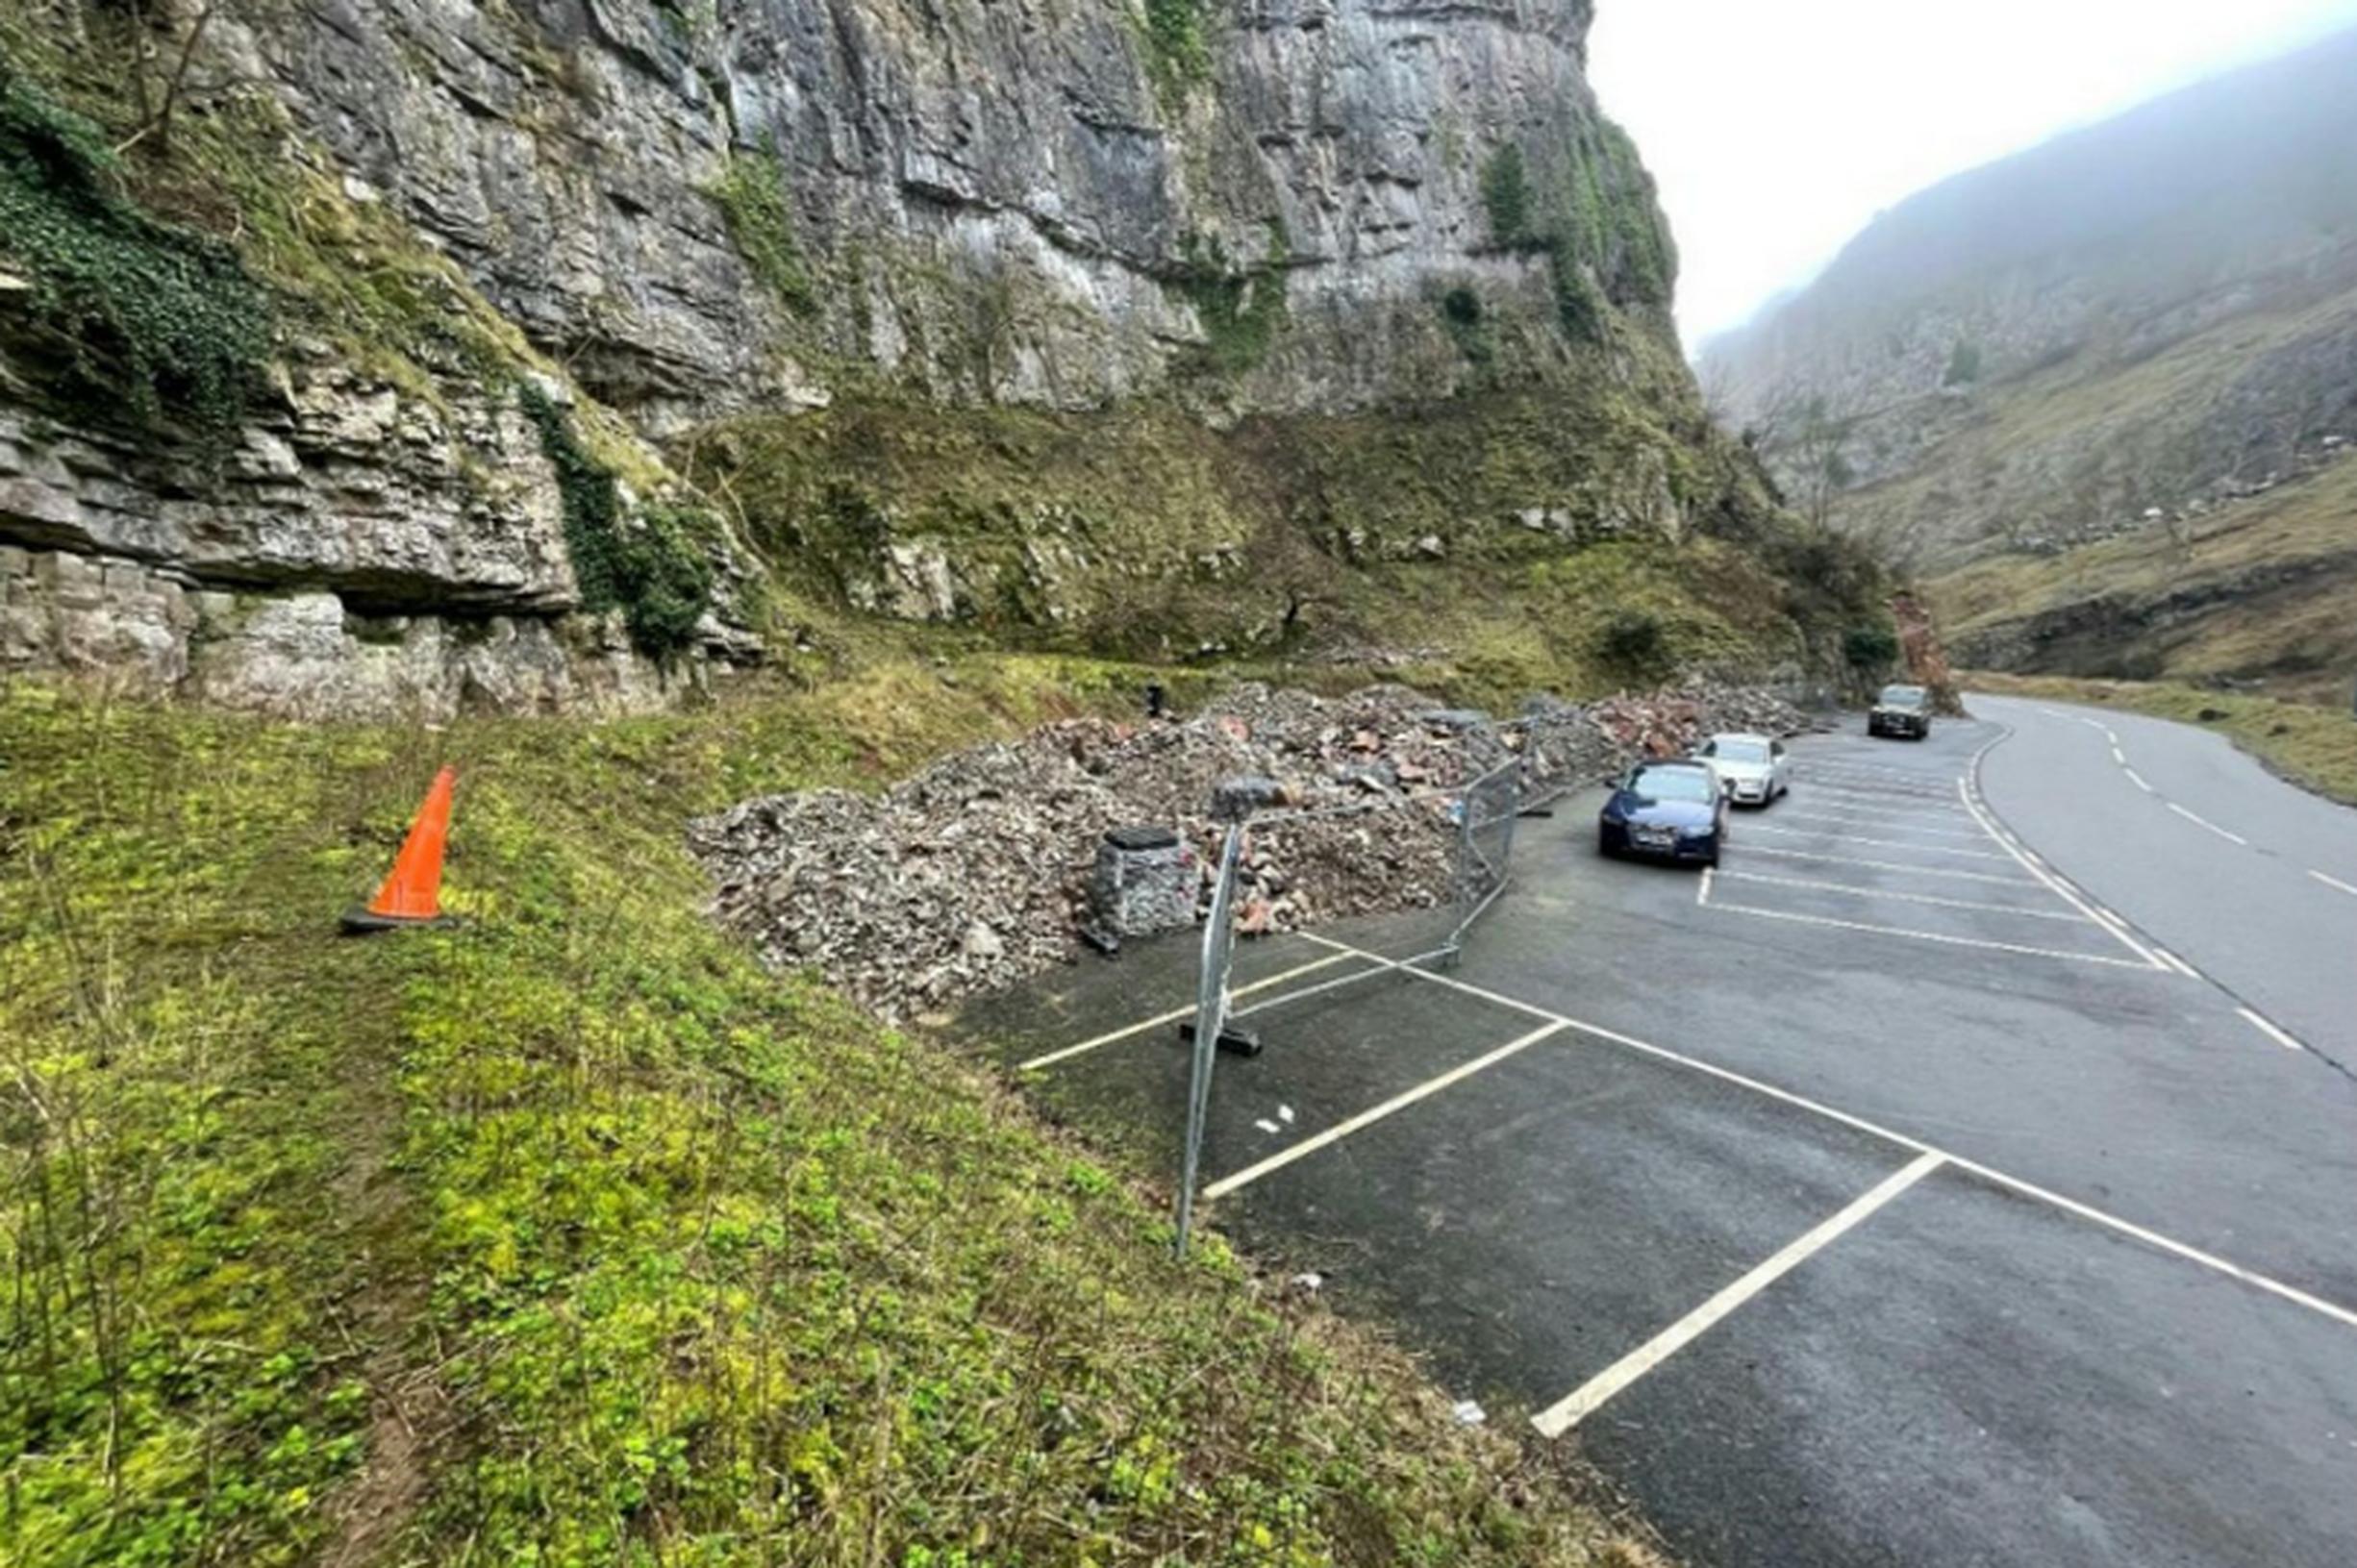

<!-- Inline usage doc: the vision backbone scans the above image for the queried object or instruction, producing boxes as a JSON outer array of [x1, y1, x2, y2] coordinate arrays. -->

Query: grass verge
[[1, 657, 1662, 1566], [1962, 670, 2357, 806]]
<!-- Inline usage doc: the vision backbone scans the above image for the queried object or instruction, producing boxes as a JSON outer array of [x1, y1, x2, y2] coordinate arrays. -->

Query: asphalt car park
[[960, 712, 2357, 1568]]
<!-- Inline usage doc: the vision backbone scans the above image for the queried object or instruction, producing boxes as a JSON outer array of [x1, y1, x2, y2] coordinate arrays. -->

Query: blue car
[[1598, 759, 1728, 868]]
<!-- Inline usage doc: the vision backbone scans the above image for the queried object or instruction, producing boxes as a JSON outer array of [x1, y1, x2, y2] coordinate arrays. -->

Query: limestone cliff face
[[1, 0, 1734, 714]]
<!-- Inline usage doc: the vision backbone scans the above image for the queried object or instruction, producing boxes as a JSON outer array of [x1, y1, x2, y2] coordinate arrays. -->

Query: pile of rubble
[[690, 679, 1810, 1021]]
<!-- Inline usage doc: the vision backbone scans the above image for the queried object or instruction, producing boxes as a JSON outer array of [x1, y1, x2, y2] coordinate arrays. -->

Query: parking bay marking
[[1201, 1021, 1567, 1201], [1288, 932, 2357, 1336], [1016, 951, 1359, 1071], [1714, 867, 2091, 923], [1768, 809, 1996, 844], [1743, 823, 2016, 861], [1530, 1153, 1948, 1436], [1732, 843, 2047, 887], [2237, 1008, 2306, 1053], [1699, 883, 2158, 969], [2312, 870, 2357, 898]]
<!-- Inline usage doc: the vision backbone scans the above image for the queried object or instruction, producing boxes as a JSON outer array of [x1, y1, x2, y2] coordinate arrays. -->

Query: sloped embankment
[[0, 660, 1672, 1566]]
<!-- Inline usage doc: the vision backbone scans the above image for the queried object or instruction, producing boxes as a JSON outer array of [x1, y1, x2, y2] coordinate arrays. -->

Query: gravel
[[691, 679, 1810, 1021]]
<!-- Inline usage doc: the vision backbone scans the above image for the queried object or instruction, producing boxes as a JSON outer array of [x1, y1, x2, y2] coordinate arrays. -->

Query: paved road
[[965, 701, 2357, 1568], [1973, 693, 2357, 1078]]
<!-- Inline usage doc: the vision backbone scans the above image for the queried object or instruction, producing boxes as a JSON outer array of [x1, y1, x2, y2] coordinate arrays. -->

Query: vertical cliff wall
[[2, 0, 1852, 713]]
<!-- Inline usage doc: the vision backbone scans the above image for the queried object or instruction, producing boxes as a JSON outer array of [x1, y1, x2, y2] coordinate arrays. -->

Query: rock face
[[1699, 25, 2357, 573], [3, 0, 1741, 710], [225, 0, 1658, 417]]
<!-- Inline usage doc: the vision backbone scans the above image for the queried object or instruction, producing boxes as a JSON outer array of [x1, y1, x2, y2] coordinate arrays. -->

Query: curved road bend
[[1969, 693, 2357, 1078]]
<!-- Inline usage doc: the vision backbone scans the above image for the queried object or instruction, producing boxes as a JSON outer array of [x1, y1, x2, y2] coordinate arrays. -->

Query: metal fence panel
[[1175, 823, 1244, 1257]]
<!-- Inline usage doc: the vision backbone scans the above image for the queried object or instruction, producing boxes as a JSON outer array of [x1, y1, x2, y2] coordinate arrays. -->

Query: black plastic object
[[1177, 1020, 1265, 1058], [1104, 825, 1181, 852]]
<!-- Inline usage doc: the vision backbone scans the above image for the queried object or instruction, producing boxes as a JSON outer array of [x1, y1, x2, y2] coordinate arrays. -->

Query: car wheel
[[1598, 827, 1617, 859]]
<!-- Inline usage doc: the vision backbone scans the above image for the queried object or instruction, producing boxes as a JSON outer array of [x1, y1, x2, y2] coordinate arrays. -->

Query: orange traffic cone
[[341, 765, 457, 933]]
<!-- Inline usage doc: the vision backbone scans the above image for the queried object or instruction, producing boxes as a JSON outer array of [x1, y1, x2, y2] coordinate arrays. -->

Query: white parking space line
[[1016, 952, 1357, 1070], [2154, 948, 2200, 979], [1201, 1022, 1567, 1201], [1700, 889, 2158, 969], [1732, 844, 2044, 886], [1799, 780, 1975, 811], [2167, 801, 2250, 847], [2312, 870, 2357, 898], [1743, 823, 2014, 861], [1768, 810, 1994, 843], [1529, 1153, 1947, 1436], [1714, 868, 2091, 922], [1292, 933, 2357, 1334], [2237, 1008, 2306, 1053], [2124, 768, 2153, 793]]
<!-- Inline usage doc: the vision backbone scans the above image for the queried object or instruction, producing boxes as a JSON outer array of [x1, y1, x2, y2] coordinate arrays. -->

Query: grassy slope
[[1, 659, 1664, 1568], [1929, 456, 2357, 701], [1961, 670, 2357, 806], [1836, 258, 2357, 569]]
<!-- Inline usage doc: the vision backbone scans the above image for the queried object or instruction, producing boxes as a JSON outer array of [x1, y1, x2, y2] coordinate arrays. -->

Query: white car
[[1697, 733, 1792, 807]]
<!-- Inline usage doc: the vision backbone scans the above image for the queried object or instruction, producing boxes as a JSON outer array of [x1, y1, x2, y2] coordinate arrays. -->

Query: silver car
[[1697, 733, 1793, 808]]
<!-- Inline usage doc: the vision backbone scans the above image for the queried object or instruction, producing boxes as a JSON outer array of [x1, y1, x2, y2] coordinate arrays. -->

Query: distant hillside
[[1699, 24, 2357, 696]]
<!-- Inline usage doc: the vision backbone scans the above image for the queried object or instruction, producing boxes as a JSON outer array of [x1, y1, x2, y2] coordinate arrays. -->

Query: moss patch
[[707, 149, 814, 316]]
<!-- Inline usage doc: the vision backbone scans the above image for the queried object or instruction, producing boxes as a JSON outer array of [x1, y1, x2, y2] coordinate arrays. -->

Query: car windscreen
[[1879, 685, 1927, 709], [1628, 767, 1717, 804], [1710, 739, 1769, 763]]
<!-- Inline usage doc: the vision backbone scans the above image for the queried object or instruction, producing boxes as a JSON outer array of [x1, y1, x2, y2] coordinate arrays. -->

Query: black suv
[[1868, 684, 1933, 740]]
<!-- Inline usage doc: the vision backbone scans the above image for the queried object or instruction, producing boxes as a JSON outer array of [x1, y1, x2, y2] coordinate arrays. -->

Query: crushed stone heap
[[690, 681, 1808, 1021]]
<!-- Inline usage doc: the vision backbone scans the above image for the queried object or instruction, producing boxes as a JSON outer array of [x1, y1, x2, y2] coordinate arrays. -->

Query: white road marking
[[1702, 894, 2158, 969], [2154, 948, 2200, 979], [1201, 1022, 1567, 1201], [2124, 768, 2153, 793], [1955, 774, 2167, 970], [1745, 823, 2013, 861], [1529, 1154, 1947, 1436], [2105, 729, 2121, 746], [1016, 952, 1356, 1070], [2167, 802, 2249, 847], [1769, 810, 1994, 843], [1714, 868, 2090, 922], [1697, 866, 1714, 907], [1255, 1118, 1281, 1134], [1797, 779, 1975, 809], [2309, 869, 2357, 898], [1292, 933, 2357, 1333], [2111, 746, 2127, 766], [1733, 844, 2043, 887], [2037, 706, 2073, 720], [2237, 1008, 2305, 1053]]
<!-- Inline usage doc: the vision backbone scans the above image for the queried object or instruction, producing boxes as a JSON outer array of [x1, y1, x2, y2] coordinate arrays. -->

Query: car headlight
[[1677, 823, 1713, 838]]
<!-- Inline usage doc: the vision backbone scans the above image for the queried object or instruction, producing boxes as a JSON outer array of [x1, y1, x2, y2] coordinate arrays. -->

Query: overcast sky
[[1589, 0, 2357, 350]]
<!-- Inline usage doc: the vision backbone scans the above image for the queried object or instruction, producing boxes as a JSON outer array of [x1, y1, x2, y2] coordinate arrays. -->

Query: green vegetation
[[0, 57, 267, 441], [1596, 609, 1670, 679], [1929, 456, 2357, 704], [1843, 623, 1901, 674], [690, 384, 1874, 680], [1140, 0, 1213, 107], [1, 663, 1670, 1565], [519, 382, 718, 661], [1962, 671, 2357, 806], [1438, 285, 1495, 365], [1942, 338, 1982, 387], [708, 150, 815, 315], [1480, 144, 1535, 249], [1172, 227, 1291, 376]]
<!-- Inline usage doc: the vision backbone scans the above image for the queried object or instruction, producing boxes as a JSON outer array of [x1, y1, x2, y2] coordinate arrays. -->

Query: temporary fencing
[[1170, 742, 1555, 1256]]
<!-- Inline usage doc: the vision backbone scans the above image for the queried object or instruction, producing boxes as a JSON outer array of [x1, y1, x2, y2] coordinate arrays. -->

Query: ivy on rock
[[517, 380, 718, 662], [0, 55, 268, 444]]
